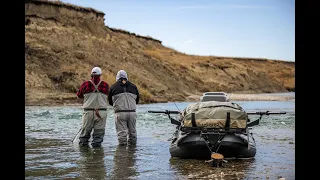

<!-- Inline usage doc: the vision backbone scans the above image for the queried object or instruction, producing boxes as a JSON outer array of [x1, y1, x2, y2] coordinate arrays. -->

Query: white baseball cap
[[91, 67, 102, 75], [116, 70, 128, 81]]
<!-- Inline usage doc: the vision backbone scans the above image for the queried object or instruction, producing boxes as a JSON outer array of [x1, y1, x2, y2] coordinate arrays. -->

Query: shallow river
[[25, 96, 295, 179]]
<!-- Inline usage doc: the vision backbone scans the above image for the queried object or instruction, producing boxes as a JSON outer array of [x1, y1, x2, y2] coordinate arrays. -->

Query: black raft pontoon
[[148, 100, 285, 160]]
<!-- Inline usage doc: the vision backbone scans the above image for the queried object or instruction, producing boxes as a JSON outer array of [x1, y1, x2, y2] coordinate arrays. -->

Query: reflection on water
[[78, 147, 107, 179], [25, 98, 295, 179], [111, 145, 138, 179], [170, 158, 255, 179]]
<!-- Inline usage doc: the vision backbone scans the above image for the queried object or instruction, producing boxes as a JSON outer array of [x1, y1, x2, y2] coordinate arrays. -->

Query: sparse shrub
[[102, 73, 116, 85], [138, 87, 152, 102], [286, 87, 295, 92], [63, 83, 78, 93]]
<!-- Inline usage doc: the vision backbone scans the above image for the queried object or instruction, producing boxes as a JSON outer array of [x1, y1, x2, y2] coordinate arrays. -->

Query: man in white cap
[[76, 67, 110, 147], [108, 70, 140, 146]]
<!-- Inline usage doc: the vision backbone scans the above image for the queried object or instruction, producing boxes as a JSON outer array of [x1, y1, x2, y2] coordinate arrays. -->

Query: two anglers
[[76, 67, 139, 147]]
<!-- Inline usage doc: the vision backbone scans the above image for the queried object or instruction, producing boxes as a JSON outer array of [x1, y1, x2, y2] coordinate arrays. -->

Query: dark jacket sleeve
[[134, 85, 139, 104], [108, 85, 114, 106]]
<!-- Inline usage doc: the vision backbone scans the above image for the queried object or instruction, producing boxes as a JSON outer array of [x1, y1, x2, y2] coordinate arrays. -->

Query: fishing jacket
[[108, 78, 139, 113]]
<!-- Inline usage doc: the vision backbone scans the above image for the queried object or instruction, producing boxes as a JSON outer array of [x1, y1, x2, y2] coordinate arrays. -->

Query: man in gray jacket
[[108, 70, 140, 145]]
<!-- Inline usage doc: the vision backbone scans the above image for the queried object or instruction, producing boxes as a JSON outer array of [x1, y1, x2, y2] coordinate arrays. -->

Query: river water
[[25, 94, 295, 180]]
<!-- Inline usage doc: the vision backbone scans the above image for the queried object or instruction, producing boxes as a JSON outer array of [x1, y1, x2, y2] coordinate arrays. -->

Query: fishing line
[[173, 102, 181, 112]]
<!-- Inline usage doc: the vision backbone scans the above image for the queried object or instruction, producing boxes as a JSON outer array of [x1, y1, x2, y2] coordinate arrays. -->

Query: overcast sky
[[61, 0, 295, 62]]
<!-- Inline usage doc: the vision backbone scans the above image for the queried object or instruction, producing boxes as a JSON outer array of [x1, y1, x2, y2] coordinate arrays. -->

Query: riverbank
[[25, 1, 294, 108]]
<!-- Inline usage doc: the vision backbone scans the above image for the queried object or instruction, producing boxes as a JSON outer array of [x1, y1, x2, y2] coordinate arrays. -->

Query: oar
[[247, 111, 286, 115], [147, 110, 180, 114]]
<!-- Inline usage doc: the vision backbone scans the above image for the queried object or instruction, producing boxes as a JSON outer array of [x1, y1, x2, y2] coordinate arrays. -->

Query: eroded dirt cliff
[[25, 0, 295, 106]]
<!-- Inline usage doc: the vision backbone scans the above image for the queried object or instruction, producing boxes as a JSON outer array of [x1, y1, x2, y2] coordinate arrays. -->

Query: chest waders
[[77, 80, 108, 147]]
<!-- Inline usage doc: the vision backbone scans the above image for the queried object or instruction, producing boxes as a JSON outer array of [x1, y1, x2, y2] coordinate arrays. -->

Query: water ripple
[[25, 100, 295, 180]]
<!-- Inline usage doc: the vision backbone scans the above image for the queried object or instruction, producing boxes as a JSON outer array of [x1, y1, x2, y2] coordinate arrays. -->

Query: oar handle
[[247, 111, 286, 115], [147, 110, 180, 114]]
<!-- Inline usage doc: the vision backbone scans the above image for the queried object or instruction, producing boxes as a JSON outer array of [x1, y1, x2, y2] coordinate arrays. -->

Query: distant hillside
[[25, 0, 295, 106]]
